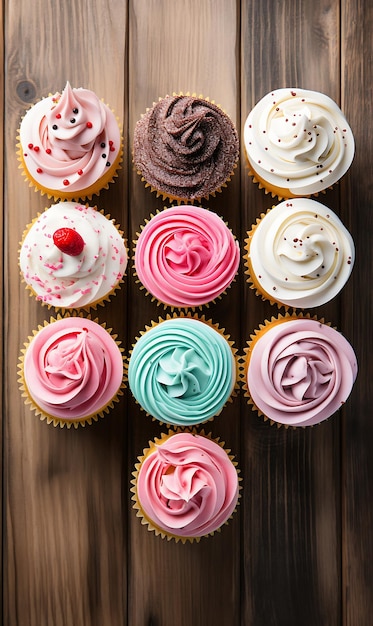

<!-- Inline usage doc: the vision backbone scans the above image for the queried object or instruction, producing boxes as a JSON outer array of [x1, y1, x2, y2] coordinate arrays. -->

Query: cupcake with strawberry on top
[[19, 201, 128, 311]]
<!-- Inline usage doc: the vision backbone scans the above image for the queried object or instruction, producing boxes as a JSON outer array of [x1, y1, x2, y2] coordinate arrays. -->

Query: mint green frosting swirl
[[128, 317, 236, 426]]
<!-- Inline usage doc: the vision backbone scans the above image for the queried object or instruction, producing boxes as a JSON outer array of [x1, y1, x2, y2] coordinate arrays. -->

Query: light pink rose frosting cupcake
[[134, 205, 240, 308], [132, 432, 239, 541], [18, 81, 122, 200], [19, 316, 124, 426], [245, 316, 358, 427]]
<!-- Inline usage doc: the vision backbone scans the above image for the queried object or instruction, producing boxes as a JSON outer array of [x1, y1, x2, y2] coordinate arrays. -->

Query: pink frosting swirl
[[134, 206, 240, 307], [19, 82, 121, 196], [136, 432, 239, 538], [247, 318, 358, 426], [23, 317, 123, 421]]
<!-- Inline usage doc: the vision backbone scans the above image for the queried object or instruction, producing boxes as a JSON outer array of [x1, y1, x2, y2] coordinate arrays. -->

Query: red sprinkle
[[56, 113, 61, 119], [34, 146, 40, 152], [110, 145, 115, 151], [86, 122, 93, 128], [36, 168, 43, 173], [63, 179, 70, 186], [77, 169, 83, 176], [46, 148, 52, 154], [28, 143, 33, 149]]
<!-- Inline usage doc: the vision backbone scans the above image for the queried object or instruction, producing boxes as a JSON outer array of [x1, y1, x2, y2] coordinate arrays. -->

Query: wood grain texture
[[2, 1, 372, 625]]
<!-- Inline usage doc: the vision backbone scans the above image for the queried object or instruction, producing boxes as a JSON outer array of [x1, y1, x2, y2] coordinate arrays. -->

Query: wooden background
[[2, 0, 372, 624]]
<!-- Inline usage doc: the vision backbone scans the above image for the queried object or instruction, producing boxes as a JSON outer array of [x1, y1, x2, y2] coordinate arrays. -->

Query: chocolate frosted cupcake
[[133, 93, 239, 203]]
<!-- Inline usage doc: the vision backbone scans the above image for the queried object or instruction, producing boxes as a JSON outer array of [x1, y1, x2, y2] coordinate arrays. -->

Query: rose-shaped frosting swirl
[[136, 432, 239, 538], [19, 82, 121, 196], [247, 318, 358, 426], [128, 317, 236, 426], [19, 202, 127, 309], [133, 95, 239, 200], [244, 88, 354, 196], [23, 317, 124, 420], [135, 206, 240, 307], [247, 198, 354, 308]]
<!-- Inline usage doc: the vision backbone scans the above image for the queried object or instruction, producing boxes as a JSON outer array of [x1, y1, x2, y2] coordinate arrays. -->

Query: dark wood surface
[[2, 1, 372, 625]]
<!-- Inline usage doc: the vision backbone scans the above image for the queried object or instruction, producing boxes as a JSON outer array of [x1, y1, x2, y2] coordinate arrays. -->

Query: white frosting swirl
[[20, 202, 127, 308], [244, 88, 354, 197], [246, 198, 354, 308]]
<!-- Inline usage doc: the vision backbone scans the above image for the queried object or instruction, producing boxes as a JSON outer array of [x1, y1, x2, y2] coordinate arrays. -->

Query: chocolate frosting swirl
[[133, 95, 239, 200]]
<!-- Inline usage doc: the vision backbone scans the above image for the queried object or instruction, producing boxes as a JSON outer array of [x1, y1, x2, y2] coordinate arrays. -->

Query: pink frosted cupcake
[[17, 82, 122, 200], [131, 430, 240, 542], [134, 205, 240, 308], [18, 315, 125, 428], [243, 314, 358, 427]]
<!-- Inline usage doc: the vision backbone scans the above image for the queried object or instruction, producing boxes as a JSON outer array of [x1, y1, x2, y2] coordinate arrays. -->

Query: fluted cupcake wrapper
[[130, 428, 242, 543], [18, 313, 125, 429]]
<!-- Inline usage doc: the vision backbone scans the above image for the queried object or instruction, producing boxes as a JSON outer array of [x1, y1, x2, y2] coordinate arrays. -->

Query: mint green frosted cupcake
[[127, 314, 238, 427]]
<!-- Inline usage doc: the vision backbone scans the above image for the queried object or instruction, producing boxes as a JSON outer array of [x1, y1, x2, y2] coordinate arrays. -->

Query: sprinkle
[[70, 118, 76, 124], [73, 108, 79, 114], [86, 122, 93, 128], [56, 113, 61, 119], [77, 169, 83, 176], [106, 161, 111, 167], [101, 142, 106, 148], [28, 143, 33, 149], [63, 179, 70, 186], [102, 153, 107, 159], [36, 168, 43, 173], [34, 146, 40, 152], [52, 124, 58, 130], [46, 148, 52, 154]]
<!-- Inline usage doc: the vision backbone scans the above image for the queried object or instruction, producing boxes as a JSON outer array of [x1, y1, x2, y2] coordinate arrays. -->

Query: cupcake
[[245, 198, 355, 309], [19, 202, 127, 310], [243, 88, 355, 199], [17, 81, 122, 200], [131, 430, 240, 542], [243, 314, 358, 428], [133, 93, 239, 203], [18, 315, 125, 428], [127, 315, 238, 427], [134, 205, 240, 309]]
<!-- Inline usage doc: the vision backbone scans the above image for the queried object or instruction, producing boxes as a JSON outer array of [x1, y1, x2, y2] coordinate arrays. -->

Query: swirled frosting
[[128, 317, 236, 426], [18, 82, 121, 198], [135, 205, 240, 307], [244, 88, 354, 197], [246, 198, 354, 308], [246, 318, 358, 427], [19, 202, 127, 309], [23, 317, 124, 421], [136, 432, 239, 538], [133, 95, 239, 201]]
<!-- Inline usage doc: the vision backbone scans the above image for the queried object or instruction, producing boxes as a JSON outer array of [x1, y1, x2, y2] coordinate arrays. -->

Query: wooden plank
[[341, 1, 373, 624], [240, 1, 343, 624], [127, 1, 242, 624], [3, 1, 128, 625]]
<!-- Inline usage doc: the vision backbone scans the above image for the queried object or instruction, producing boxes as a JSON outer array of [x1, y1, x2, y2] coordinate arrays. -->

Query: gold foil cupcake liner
[[130, 428, 242, 543], [17, 312, 126, 429], [19, 205, 128, 313], [133, 91, 238, 205], [240, 312, 332, 429], [132, 205, 239, 311]]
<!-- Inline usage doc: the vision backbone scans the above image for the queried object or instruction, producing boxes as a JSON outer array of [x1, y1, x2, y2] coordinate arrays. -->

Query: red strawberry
[[53, 228, 85, 256]]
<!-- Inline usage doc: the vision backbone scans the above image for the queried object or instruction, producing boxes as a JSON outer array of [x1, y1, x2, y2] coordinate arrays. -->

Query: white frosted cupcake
[[245, 198, 354, 309], [19, 202, 127, 310], [244, 88, 355, 199]]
